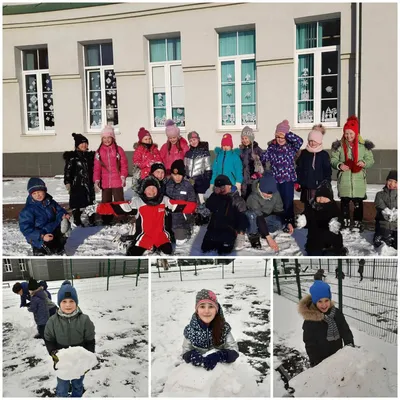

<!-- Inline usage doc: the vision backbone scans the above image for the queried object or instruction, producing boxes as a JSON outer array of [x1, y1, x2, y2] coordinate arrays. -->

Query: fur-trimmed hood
[[133, 142, 158, 150], [331, 139, 375, 152], [298, 294, 335, 321]]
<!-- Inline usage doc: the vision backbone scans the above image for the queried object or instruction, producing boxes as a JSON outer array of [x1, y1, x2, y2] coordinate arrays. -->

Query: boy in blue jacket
[[12, 281, 31, 307], [19, 178, 70, 256]]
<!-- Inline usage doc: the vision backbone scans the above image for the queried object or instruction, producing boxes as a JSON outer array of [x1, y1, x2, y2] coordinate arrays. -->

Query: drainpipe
[[354, 3, 362, 119]]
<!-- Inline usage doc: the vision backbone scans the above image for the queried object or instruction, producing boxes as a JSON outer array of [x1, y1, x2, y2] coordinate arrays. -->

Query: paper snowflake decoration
[[226, 89, 232, 97], [325, 86, 333, 93], [245, 74, 251, 82], [227, 74, 232, 82], [245, 92, 252, 99]]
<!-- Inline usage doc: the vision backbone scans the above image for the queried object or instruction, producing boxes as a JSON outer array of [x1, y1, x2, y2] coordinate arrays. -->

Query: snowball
[[329, 217, 341, 234], [55, 347, 97, 380], [382, 207, 397, 222], [296, 214, 307, 229]]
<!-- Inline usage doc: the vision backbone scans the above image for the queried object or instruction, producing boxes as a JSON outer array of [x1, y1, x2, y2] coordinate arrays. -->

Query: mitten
[[329, 217, 341, 235], [65, 184, 71, 193], [296, 214, 307, 229], [203, 352, 223, 371], [183, 349, 204, 367], [51, 350, 59, 370], [294, 182, 301, 192], [94, 181, 101, 193]]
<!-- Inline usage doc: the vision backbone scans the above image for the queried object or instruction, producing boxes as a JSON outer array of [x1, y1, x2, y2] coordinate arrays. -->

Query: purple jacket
[[261, 132, 303, 183]]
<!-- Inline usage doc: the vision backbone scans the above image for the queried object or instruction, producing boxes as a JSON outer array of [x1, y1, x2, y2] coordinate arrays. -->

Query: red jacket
[[160, 137, 189, 175], [132, 143, 162, 179]]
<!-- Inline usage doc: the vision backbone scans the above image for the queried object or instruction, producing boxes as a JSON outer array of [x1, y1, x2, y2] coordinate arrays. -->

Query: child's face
[[241, 136, 251, 146], [261, 192, 273, 200], [308, 140, 320, 148], [387, 179, 398, 190], [275, 133, 286, 146], [142, 136, 152, 144], [144, 185, 157, 198], [222, 145, 232, 151], [171, 173, 183, 184], [189, 137, 199, 147], [197, 302, 217, 324], [17, 289, 23, 296], [316, 196, 331, 203], [214, 185, 231, 195], [168, 136, 179, 145], [153, 169, 165, 181], [78, 142, 88, 151], [31, 190, 46, 202], [60, 298, 77, 314], [316, 298, 331, 313], [102, 136, 113, 146], [344, 129, 356, 143]]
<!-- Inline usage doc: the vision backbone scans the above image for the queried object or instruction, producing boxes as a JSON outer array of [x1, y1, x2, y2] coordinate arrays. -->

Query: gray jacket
[[181, 331, 239, 356], [375, 187, 397, 231], [246, 180, 284, 217], [184, 142, 212, 178]]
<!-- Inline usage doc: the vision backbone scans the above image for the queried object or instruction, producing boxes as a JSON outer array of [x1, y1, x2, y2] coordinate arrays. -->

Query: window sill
[[21, 132, 56, 137], [217, 127, 257, 133]]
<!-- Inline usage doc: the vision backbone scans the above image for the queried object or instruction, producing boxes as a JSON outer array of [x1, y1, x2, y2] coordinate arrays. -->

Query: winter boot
[[248, 234, 262, 249], [373, 234, 383, 248], [341, 218, 351, 230], [234, 233, 246, 251], [352, 221, 364, 233]]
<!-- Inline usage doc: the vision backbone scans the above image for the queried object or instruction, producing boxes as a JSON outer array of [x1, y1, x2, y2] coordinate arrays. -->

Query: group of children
[[18, 116, 397, 255]]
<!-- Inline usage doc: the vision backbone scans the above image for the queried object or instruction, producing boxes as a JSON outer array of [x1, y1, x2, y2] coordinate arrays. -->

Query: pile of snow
[[290, 346, 396, 397], [55, 347, 98, 380]]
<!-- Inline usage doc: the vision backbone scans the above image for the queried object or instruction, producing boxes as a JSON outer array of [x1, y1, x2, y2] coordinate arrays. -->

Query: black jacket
[[296, 149, 332, 189]]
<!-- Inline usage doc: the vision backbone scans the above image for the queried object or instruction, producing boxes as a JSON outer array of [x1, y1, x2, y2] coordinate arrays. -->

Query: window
[[18, 259, 27, 272], [218, 30, 256, 128], [84, 43, 118, 131], [22, 48, 55, 133], [149, 38, 184, 128], [295, 19, 340, 126], [3, 259, 12, 273]]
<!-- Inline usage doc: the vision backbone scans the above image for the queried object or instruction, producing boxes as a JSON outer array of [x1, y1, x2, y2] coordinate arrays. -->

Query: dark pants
[[277, 181, 295, 224], [341, 197, 364, 222], [201, 230, 235, 255], [241, 183, 253, 201], [32, 228, 66, 256], [37, 324, 46, 339], [56, 375, 84, 397], [101, 187, 124, 224], [126, 242, 173, 256], [72, 208, 95, 226]]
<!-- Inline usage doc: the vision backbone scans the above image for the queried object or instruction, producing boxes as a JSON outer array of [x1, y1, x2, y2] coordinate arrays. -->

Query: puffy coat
[[246, 180, 284, 217], [330, 139, 374, 198], [63, 150, 95, 209], [28, 289, 50, 326], [296, 149, 332, 189], [132, 142, 162, 179], [93, 143, 129, 189], [375, 186, 397, 232], [211, 148, 243, 186], [19, 194, 68, 248], [298, 295, 354, 367], [239, 141, 264, 196], [261, 132, 303, 183], [160, 137, 190, 175], [184, 142, 212, 194], [44, 308, 96, 355]]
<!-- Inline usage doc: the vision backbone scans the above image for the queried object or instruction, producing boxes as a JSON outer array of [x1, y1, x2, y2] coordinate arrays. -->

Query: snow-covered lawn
[[3, 276, 148, 397], [151, 259, 271, 397]]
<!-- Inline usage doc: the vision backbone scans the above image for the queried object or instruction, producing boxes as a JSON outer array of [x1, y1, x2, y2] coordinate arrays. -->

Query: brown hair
[[96, 139, 121, 173], [167, 137, 182, 154], [211, 313, 225, 346]]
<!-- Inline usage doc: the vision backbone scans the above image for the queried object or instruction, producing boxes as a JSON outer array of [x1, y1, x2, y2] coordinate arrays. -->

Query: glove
[[65, 184, 71, 193], [296, 214, 307, 229], [121, 176, 126, 187], [294, 182, 301, 192], [203, 352, 224, 371], [185, 349, 204, 367], [51, 350, 59, 370], [329, 217, 341, 235], [94, 181, 101, 193]]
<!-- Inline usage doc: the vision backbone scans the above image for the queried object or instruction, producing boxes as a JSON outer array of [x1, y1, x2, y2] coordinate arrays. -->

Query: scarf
[[342, 138, 363, 173], [324, 307, 340, 341], [306, 143, 323, 170], [57, 307, 80, 319]]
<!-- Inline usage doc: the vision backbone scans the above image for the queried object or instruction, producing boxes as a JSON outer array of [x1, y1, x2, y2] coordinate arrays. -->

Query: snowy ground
[[3, 276, 148, 397], [273, 294, 397, 397], [151, 259, 271, 397]]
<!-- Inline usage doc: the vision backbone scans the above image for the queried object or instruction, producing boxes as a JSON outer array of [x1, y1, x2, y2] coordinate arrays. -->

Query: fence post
[[310, 259, 313, 269], [179, 264, 183, 281], [232, 259, 235, 274], [122, 260, 126, 277], [70, 259, 73, 286], [338, 259, 343, 312], [135, 259, 141, 287], [372, 259, 375, 281], [106, 259, 111, 291], [273, 259, 281, 295], [264, 259, 268, 277], [295, 259, 302, 300], [194, 259, 198, 276], [319, 259, 322, 268], [327, 258, 330, 272]]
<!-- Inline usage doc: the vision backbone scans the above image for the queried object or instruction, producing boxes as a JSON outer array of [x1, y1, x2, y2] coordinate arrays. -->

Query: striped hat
[[27, 178, 47, 195]]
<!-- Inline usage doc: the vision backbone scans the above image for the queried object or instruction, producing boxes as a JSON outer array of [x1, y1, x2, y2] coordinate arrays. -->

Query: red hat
[[138, 127, 151, 142], [343, 115, 359, 137], [221, 133, 233, 148]]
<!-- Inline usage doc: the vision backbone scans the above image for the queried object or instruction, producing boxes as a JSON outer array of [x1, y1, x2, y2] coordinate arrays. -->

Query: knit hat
[[310, 280, 332, 304], [28, 278, 40, 291], [259, 172, 278, 194], [195, 289, 219, 312], [343, 115, 359, 136], [12, 282, 22, 294], [170, 159, 185, 176], [188, 131, 200, 141], [101, 125, 116, 139], [27, 177, 47, 195], [151, 162, 166, 174], [241, 126, 255, 143], [315, 182, 334, 201], [165, 119, 180, 138], [72, 133, 88, 149], [275, 120, 290, 135], [138, 127, 151, 142], [221, 133, 233, 148], [308, 129, 323, 144], [142, 176, 160, 192], [57, 280, 78, 306], [214, 175, 232, 187], [386, 170, 397, 182]]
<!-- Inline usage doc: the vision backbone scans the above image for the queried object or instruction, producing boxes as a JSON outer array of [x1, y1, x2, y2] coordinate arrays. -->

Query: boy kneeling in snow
[[44, 281, 95, 398], [296, 182, 348, 256], [374, 170, 397, 249]]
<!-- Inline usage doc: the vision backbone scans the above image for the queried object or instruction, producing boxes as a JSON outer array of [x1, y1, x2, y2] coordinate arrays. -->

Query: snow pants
[[341, 197, 364, 222], [56, 375, 84, 397], [37, 324, 46, 339], [101, 188, 124, 225], [201, 229, 235, 255], [32, 228, 66, 256], [277, 181, 295, 224]]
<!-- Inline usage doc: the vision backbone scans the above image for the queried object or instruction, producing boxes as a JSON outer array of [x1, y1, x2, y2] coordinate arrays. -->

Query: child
[[19, 178, 70, 256], [184, 131, 212, 204], [150, 162, 168, 196], [296, 129, 331, 205], [202, 175, 248, 254], [160, 119, 189, 176], [182, 289, 239, 370], [239, 126, 264, 200], [358, 259, 365, 282], [63, 133, 95, 226], [298, 280, 354, 367], [166, 159, 197, 244], [261, 120, 303, 230], [374, 170, 397, 248], [331, 115, 374, 231], [44, 280, 95, 398], [28, 278, 50, 339], [12, 281, 31, 307], [210, 133, 243, 195], [93, 125, 128, 224], [296, 182, 347, 256]]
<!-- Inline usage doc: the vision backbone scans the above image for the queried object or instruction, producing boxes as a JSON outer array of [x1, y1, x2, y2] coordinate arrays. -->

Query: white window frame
[[217, 35, 256, 130], [18, 259, 27, 272], [3, 259, 12, 273], [21, 48, 55, 134]]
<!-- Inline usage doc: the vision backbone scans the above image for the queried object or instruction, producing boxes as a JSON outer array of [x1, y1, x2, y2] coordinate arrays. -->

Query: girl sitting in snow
[[44, 280, 95, 398], [298, 280, 354, 367], [182, 289, 239, 371]]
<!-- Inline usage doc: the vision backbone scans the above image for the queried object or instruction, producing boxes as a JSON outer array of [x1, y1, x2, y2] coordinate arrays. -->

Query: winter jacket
[[298, 295, 354, 367], [39, 280, 52, 300], [246, 180, 284, 217], [93, 143, 129, 189], [160, 137, 190, 175], [239, 141, 264, 196], [28, 289, 50, 326], [261, 132, 303, 183], [19, 282, 31, 307], [184, 142, 212, 194], [211, 148, 243, 186], [330, 139, 374, 198], [44, 308, 96, 355], [19, 194, 68, 248], [375, 186, 397, 232], [63, 150, 95, 209], [132, 142, 162, 179]]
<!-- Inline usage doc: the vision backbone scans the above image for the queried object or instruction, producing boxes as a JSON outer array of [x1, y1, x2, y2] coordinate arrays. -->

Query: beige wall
[[3, 2, 397, 154]]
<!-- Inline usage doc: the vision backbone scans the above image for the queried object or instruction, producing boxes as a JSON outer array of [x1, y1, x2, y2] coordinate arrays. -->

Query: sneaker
[[234, 234, 246, 251], [373, 234, 383, 248], [248, 234, 262, 249]]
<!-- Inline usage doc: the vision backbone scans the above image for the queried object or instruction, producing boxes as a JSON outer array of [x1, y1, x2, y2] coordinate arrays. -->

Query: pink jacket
[[93, 144, 129, 189], [133, 143, 162, 179], [160, 137, 189, 175]]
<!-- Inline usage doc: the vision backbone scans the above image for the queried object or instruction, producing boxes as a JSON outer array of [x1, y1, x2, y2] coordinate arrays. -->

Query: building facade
[[3, 3, 397, 182]]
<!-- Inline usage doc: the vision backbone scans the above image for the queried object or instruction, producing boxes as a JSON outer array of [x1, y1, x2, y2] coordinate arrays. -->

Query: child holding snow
[[182, 289, 239, 370], [374, 170, 397, 249], [19, 178, 70, 256], [331, 115, 374, 231], [298, 280, 354, 367], [44, 280, 95, 398], [27, 278, 50, 339]]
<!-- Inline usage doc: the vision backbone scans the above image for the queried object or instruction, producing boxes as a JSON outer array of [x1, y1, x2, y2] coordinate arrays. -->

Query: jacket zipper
[[222, 151, 226, 175], [68, 318, 71, 346], [107, 147, 111, 188]]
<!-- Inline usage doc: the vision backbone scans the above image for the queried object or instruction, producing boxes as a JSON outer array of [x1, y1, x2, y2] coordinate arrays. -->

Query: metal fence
[[274, 258, 398, 344]]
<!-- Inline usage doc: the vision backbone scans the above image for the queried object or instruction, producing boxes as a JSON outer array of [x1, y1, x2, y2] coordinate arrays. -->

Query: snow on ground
[[3, 276, 148, 397], [151, 259, 271, 397], [273, 294, 397, 397]]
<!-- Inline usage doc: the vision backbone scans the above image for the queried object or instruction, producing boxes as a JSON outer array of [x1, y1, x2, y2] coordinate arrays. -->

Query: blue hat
[[27, 177, 47, 195], [310, 280, 331, 304], [259, 172, 277, 194], [57, 280, 78, 306]]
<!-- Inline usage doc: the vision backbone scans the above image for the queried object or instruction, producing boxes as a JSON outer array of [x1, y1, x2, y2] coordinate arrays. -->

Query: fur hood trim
[[331, 140, 341, 151], [190, 141, 209, 151], [364, 140, 375, 150], [331, 139, 375, 151], [298, 294, 335, 321]]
